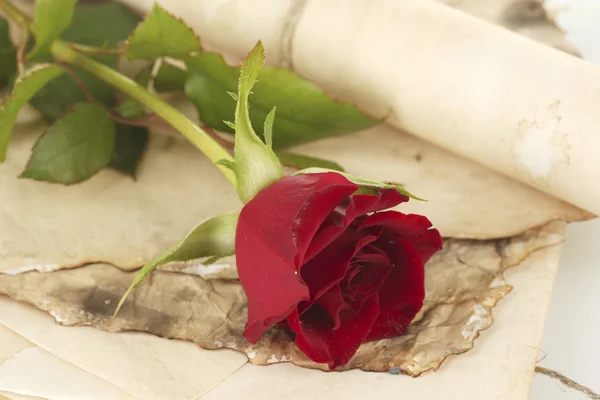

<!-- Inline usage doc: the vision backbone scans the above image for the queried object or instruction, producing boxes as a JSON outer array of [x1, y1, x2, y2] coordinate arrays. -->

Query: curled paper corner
[[0, 221, 565, 376]]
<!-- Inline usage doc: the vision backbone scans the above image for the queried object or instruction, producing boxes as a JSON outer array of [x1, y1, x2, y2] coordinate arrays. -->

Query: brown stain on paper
[[0, 221, 565, 376]]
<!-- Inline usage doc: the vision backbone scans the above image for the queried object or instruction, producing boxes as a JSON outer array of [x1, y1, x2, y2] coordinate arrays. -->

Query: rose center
[[341, 247, 391, 309]]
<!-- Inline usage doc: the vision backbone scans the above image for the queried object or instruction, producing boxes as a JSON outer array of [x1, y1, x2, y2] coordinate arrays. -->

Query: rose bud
[[236, 171, 443, 369]]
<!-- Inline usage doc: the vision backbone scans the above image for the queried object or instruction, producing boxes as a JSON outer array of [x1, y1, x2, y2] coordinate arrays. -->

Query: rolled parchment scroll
[[118, 0, 600, 215]]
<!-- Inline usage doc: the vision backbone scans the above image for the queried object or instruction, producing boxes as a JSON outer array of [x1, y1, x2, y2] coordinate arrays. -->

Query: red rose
[[236, 172, 443, 368]]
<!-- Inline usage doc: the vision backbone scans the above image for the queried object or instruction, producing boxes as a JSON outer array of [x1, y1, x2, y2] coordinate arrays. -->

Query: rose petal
[[287, 294, 380, 369], [343, 188, 409, 226], [237, 173, 356, 342], [314, 284, 345, 329], [291, 174, 359, 266], [299, 229, 378, 312], [345, 251, 391, 297], [359, 211, 443, 263], [301, 221, 345, 264], [366, 232, 425, 341], [304, 188, 408, 262]]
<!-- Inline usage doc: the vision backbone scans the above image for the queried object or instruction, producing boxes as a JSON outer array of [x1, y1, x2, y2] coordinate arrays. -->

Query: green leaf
[[231, 41, 283, 203], [152, 62, 189, 92], [29, 70, 115, 122], [276, 152, 344, 172], [294, 167, 425, 201], [0, 64, 65, 161], [28, 0, 78, 59], [30, 2, 141, 121], [0, 17, 17, 90], [114, 96, 145, 119], [113, 211, 239, 318], [109, 124, 149, 178], [21, 102, 116, 184], [61, 2, 141, 50], [126, 4, 201, 60], [185, 52, 379, 148]]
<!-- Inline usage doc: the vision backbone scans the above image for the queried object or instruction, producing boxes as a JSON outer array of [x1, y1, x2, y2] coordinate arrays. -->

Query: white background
[[529, 2, 600, 398], [530, 220, 600, 399]]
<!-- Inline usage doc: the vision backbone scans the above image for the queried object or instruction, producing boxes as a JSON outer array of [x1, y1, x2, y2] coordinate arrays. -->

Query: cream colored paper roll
[[118, 0, 600, 215]]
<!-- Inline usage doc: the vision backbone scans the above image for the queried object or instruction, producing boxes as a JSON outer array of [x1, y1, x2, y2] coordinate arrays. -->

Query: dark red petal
[[301, 223, 345, 264], [287, 294, 380, 369], [304, 188, 408, 263], [366, 233, 425, 341], [342, 250, 391, 314], [237, 173, 357, 343], [345, 252, 391, 297], [314, 284, 345, 329], [292, 175, 359, 267], [343, 188, 409, 226], [359, 242, 389, 259], [359, 211, 443, 263], [352, 251, 389, 266], [299, 229, 378, 313]]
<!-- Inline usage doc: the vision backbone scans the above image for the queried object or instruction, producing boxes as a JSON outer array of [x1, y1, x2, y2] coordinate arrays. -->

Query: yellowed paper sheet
[[118, 0, 600, 215], [0, 299, 248, 400], [0, 1, 586, 399], [0, 325, 134, 400]]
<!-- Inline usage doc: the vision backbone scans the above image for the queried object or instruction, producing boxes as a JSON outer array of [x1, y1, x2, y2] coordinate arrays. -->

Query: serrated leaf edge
[[125, 3, 202, 60]]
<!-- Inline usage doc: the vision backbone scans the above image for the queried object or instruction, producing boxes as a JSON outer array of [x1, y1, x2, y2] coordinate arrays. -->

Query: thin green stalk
[[0, 0, 236, 185]]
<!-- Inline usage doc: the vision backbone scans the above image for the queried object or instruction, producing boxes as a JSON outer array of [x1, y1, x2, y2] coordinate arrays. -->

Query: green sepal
[[227, 91, 238, 101], [294, 167, 425, 201], [276, 152, 344, 172], [113, 211, 239, 318], [231, 41, 283, 203], [216, 159, 236, 172]]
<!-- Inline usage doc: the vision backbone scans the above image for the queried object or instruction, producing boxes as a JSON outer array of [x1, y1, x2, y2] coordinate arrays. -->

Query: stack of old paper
[[0, 0, 597, 398]]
